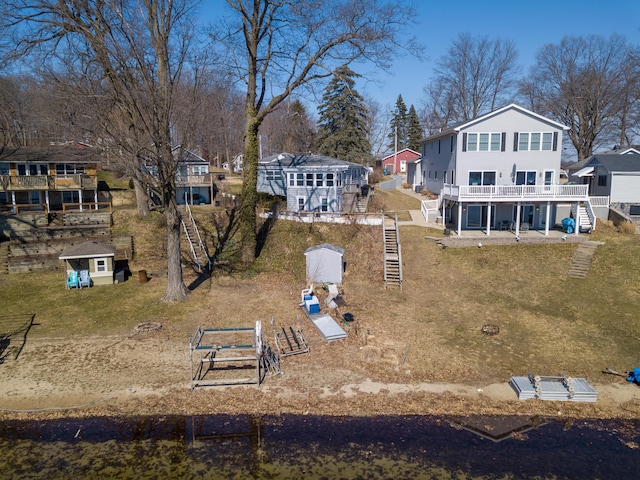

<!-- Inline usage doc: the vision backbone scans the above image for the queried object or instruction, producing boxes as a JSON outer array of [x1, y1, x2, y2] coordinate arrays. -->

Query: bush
[[369, 169, 383, 185], [618, 221, 638, 235]]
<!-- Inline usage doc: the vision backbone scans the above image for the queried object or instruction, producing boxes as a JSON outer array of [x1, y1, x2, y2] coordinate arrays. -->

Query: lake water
[[1, 414, 639, 479]]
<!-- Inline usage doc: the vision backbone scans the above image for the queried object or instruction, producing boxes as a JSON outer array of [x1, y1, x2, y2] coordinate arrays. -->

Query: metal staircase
[[383, 214, 402, 289], [180, 203, 211, 272]]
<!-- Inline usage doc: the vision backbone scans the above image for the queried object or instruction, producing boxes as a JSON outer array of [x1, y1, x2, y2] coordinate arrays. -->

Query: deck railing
[[442, 183, 589, 201], [0, 174, 98, 190]]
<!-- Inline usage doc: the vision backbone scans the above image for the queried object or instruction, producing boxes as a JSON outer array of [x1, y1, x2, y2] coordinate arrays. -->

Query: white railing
[[421, 199, 438, 223], [442, 183, 589, 200], [585, 201, 597, 231], [589, 196, 610, 207]]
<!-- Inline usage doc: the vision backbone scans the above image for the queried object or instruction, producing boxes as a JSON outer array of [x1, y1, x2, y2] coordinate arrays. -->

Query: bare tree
[[519, 34, 632, 160], [259, 99, 315, 157], [365, 95, 391, 160], [1, 0, 200, 302], [211, 0, 419, 262], [421, 33, 519, 129]]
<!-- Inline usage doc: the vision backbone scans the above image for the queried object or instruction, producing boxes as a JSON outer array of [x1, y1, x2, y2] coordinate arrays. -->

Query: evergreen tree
[[388, 95, 408, 151], [407, 105, 423, 152], [315, 66, 371, 163]]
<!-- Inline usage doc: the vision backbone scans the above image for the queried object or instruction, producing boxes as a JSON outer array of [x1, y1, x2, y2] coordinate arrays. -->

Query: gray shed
[[304, 243, 345, 284]]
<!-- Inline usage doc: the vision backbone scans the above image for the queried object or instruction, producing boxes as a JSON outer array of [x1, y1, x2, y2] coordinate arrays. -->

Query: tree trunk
[[239, 115, 261, 263], [132, 177, 150, 219], [161, 196, 189, 302]]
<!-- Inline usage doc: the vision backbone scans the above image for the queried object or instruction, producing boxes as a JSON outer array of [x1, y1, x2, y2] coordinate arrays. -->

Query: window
[[266, 169, 281, 181], [56, 163, 84, 175], [467, 205, 496, 228], [297, 197, 305, 211], [450, 135, 454, 152], [467, 132, 502, 151], [516, 171, 536, 185], [306, 173, 313, 186], [597, 175, 607, 187], [62, 191, 80, 203], [434, 170, 438, 180], [316, 173, 323, 187], [95, 258, 107, 272], [468, 171, 496, 186], [517, 132, 554, 151], [289, 173, 295, 187], [336, 174, 342, 187], [296, 173, 304, 186], [629, 205, 640, 215], [321, 198, 328, 212], [326, 173, 334, 187]]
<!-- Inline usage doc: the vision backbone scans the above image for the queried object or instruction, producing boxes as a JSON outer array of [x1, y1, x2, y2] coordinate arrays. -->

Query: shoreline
[[2, 376, 639, 422]]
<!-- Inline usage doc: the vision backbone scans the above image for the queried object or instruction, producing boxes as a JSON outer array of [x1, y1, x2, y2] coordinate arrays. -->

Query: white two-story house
[[419, 104, 593, 236]]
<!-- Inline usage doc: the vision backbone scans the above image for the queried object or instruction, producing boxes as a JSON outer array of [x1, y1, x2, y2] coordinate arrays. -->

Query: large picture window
[[516, 171, 537, 185], [517, 132, 554, 151], [467, 132, 502, 152], [468, 171, 496, 186]]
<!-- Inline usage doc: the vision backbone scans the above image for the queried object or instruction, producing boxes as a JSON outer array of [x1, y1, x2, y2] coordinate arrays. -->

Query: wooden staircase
[[383, 214, 402, 289], [568, 241, 601, 278], [0, 241, 9, 274], [355, 194, 368, 213]]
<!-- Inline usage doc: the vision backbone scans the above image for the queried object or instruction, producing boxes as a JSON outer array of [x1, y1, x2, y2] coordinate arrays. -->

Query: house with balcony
[[0, 144, 106, 214], [257, 153, 369, 213], [418, 104, 594, 236], [174, 147, 215, 206]]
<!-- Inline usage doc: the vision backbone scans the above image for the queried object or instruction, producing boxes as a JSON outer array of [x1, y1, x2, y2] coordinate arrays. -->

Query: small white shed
[[304, 243, 345, 284]]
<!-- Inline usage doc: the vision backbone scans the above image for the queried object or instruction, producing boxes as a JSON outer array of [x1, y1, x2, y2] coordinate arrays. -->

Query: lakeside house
[[257, 152, 369, 213], [417, 104, 602, 236], [567, 147, 640, 220], [0, 144, 107, 214], [173, 147, 216, 206]]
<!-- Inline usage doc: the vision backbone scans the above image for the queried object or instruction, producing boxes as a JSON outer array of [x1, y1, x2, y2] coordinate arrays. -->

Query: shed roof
[[304, 243, 345, 255], [59, 241, 116, 260]]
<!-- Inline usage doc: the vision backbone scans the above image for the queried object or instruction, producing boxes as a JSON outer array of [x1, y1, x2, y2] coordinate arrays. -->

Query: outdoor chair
[[78, 269, 91, 288], [66, 271, 79, 289], [520, 222, 530, 233]]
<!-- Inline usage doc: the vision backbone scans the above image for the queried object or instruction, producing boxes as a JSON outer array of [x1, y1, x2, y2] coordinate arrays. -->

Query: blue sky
[[200, 0, 640, 111]]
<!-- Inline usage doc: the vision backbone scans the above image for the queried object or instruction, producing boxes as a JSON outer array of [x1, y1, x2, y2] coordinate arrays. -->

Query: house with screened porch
[[257, 152, 369, 213], [418, 104, 596, 236]]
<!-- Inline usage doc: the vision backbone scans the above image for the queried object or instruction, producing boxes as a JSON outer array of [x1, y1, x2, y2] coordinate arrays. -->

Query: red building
[[382, 148, 421, 175]]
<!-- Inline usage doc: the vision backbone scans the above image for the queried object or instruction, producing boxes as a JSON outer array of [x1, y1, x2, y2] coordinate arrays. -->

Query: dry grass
[[1, 203, 640, 419]]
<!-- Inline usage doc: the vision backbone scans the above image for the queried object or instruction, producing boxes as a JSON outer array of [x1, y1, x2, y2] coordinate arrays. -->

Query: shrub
[[618, 221, 638, 235]]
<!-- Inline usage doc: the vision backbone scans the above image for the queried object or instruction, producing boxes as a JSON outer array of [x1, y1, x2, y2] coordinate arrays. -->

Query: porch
[[432, 227, 589, 249]]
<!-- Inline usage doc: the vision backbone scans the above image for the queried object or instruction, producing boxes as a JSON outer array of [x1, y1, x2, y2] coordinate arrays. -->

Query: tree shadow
[[255, 199, 281, 258], [187, 205, 241, 291], [0, 314, 37, 364]]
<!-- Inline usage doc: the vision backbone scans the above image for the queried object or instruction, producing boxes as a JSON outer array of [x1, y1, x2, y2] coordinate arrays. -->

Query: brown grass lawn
[[1, 188, 639, 419]]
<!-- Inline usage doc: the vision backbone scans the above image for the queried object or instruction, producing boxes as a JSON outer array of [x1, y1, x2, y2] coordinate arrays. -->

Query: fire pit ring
[[481, 324, 500, 336]]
